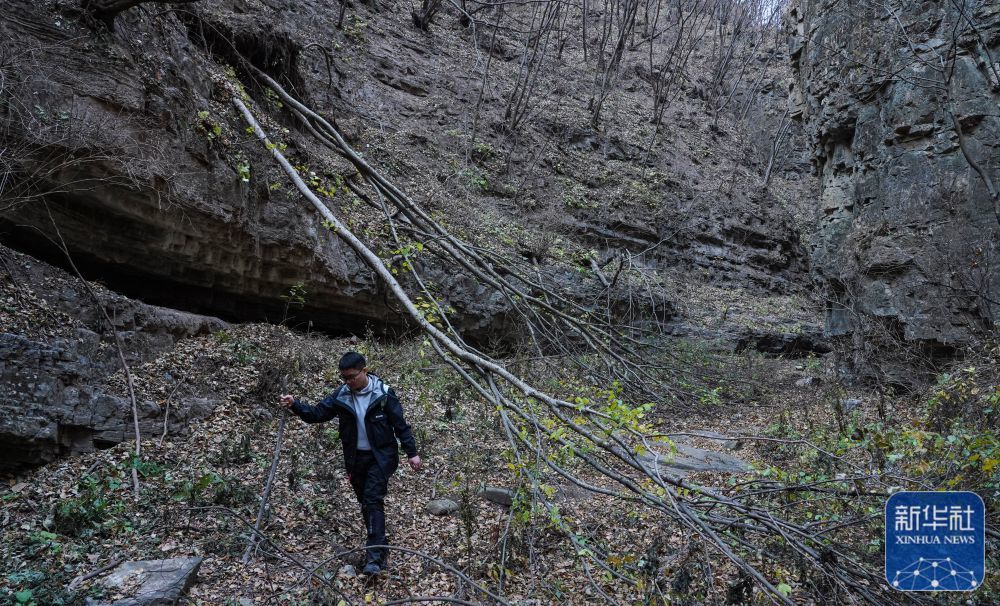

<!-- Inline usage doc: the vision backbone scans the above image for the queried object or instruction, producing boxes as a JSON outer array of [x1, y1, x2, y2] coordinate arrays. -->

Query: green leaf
[[14, 589, 33, 604], [777, 582, 792, 597]]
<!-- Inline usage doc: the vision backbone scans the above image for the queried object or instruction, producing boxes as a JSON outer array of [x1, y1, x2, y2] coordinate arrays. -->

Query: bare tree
[[412, 0, 445, 30], [647, 0, 714, 131], [503, 0, 563, 132], [590, 0, 641, 128], [705, 0, 781, 124]]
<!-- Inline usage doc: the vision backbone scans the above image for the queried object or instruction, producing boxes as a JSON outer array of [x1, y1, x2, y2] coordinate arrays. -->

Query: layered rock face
[[0, 246, 225, 471], [0, 1, 510, 339], [787, 0, 999, 380], [0, 0, 807, 347], [0, 1, 816, 470]]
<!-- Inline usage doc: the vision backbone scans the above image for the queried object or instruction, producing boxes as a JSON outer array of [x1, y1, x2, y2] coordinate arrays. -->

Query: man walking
[[280, 351, 421, 575]]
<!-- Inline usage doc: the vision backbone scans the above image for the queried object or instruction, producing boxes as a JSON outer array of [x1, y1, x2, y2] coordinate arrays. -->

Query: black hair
[[338, 351, 366, 371]]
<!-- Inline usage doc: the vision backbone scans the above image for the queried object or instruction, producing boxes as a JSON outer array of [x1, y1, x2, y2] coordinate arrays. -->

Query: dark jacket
[[290, 373, 418, 475]]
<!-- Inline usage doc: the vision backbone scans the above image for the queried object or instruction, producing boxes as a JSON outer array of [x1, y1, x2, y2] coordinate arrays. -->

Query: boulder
[[841, 398, 862, 414], [87, 557, 203, 606], [477, 487, 514, 507], [640, 443, 751, 479], [795, 376, 821, 388], [425, 498, 460, 516], [338, 564, 357, 578]]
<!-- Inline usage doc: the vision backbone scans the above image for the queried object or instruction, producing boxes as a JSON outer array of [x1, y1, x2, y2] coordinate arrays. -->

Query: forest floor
[[1, 227, 998, 606], [0, 333, 830, 605], [0, 243, 869, 605]]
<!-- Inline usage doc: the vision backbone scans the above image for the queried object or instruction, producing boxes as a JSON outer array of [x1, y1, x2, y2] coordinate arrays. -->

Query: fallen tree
[[227, 67, 928, 605]]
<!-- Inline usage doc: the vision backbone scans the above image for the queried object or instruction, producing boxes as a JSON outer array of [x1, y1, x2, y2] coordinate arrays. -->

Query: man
[[280, 351, 421, 575]]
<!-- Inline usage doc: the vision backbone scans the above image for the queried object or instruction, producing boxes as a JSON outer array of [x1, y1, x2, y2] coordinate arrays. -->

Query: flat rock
[[670, 430, 741, 450], [641, 443, 750, 478], [841, 398, 862, 414], [477, 487, 514, 507], [425, 498, 459, 516], [87, 557, 203, 606], [672, 430, 730, 443]]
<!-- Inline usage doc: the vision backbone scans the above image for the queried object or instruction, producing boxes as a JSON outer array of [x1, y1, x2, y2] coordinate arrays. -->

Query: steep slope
[[1, 0, 812, 344]]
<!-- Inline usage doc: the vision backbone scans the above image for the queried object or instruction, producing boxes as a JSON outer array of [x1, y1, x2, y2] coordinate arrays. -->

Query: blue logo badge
[[885, 491, 985, 591]]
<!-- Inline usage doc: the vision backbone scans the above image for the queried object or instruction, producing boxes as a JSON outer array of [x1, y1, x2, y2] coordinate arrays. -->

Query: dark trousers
[[348, 450, 389, 566]]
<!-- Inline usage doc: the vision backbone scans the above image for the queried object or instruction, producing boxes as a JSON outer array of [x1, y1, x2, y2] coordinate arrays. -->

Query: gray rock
[[640, 443, 751, 479], [477, 487, 514, 507], [671, 430, 728, 445], [0, 245, 224, 472], [672, 430, 742, 451], [425, 498, 460, 516], [842, 398, 862, 414], [795, 376, 820, 388], [734, 327, 830, 358], [0, 331, 220, 472], [88, 557, 203, 606], [338, 564, 357, 578], [0, 6, 522, 342], [787, 0, 1000, 380]]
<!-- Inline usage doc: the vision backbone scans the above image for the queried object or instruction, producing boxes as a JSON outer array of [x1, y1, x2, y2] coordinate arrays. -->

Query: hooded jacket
[[290, 373, 418, 475]]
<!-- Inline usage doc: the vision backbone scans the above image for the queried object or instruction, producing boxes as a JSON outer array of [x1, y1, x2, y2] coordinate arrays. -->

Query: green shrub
[[52, 476, 111, 536], [212, 475, 255, 508]]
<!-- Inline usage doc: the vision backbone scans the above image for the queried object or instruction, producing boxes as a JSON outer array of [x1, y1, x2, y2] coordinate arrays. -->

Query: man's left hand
[[407, 455, 422, 471]]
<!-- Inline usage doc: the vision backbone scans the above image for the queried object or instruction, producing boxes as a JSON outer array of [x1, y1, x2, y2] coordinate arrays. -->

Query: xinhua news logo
[[885, 491, 985, 592]]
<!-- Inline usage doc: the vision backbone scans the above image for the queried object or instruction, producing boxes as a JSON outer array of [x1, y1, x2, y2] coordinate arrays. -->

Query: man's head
[[338, 351, 369, 391]]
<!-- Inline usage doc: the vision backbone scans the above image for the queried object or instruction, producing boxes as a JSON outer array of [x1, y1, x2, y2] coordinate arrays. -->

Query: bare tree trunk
[[411, 0, 443, 31], [243, 411, 288, 564], [762, 107, 790, 187], [590, 0, 640, 128], [44, 206, 143, 499], [470, 5, 503, 158], [504, 0, 560, 132]]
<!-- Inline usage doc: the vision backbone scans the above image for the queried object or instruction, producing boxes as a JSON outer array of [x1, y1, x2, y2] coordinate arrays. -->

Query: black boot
[[363, 508, 386, 574]]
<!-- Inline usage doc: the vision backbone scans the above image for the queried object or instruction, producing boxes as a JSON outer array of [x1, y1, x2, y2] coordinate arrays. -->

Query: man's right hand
[[279, 394, 295, 408]]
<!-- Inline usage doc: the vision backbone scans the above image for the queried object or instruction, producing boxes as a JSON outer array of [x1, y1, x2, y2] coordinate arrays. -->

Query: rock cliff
[[0, 1, 511, 339], [0, 0, 820, 470], [787, 0, 999, 381], [0, 245, 224, 471], [2, 0, 807, 345]]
